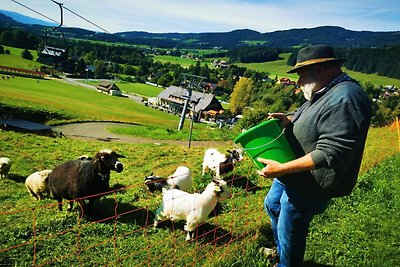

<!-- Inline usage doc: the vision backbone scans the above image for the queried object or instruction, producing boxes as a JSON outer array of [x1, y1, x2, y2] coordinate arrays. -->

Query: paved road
[[55, 78, 226, 147], [54, 122, 226, 147]]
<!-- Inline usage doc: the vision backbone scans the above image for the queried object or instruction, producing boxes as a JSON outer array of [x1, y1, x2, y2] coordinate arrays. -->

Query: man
[[257, 45, 372, 266]]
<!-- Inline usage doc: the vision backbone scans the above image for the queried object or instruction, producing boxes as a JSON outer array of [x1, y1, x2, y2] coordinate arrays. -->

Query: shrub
[[21, 48, 33, 60]]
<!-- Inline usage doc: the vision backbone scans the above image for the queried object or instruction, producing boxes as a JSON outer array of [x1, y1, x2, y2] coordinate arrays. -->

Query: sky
[[3, 0, 400, 34]]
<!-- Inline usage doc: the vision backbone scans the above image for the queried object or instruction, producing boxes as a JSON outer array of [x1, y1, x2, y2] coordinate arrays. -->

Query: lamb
[[145, 166, 192, 193], [25, 170, 52, 200], [48, 149, 125, 212], [0, 157, 11, 178], [201, 148, 244, 179], [154, 179, 231, 240]]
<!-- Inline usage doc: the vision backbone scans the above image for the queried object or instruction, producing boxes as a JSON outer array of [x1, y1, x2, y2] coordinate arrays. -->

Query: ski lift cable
[[10, 0, 60, 25], [61, 5, 112, 34], [10, 0, 112, 34]]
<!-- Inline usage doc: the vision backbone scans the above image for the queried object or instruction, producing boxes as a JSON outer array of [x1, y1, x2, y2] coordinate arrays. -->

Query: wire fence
[[0, 165, 268, 266]]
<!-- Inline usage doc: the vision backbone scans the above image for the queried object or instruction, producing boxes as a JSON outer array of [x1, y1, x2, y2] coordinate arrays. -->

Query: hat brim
[[287, 58, 346, 74]]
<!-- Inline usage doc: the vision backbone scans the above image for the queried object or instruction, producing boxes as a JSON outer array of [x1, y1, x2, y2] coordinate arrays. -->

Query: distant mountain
[[0, 10, 57, 27], [115, 26, 400, 49], [1, 10, 400, 49]]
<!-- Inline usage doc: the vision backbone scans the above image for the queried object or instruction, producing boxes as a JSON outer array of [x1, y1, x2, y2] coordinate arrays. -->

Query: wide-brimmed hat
[[287, 45, 346, 73]]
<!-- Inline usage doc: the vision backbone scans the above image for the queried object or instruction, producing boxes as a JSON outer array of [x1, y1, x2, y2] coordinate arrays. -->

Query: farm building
[[96, 82, 122, 96], [155, 86, 224, 121]]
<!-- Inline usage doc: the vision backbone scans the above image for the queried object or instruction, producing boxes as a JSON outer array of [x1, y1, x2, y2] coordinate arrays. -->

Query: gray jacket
[[280, 73, 372, 197]]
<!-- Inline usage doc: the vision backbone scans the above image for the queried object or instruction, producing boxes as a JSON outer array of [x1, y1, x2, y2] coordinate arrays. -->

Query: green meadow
[[0, 45, 399, 266], [0, 120, 399, 266], [0, 46, 42, 70], [80, 80, 164, 98]]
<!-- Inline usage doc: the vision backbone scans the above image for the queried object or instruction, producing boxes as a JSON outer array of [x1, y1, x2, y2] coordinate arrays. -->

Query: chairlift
[[39, 1, 68, 63]]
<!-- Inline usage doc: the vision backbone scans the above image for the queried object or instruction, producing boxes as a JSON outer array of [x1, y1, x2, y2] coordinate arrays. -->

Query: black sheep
[[48, 149, 125, 212]]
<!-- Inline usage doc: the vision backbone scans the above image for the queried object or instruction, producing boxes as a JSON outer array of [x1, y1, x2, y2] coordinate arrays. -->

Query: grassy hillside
[[0, 76, 236, 141], [79, 80, 164, 98], [0, 46, 42, 70], [0, 76, 179, 126], [0, 127, 398, 266], [153, 55, 212, 68]]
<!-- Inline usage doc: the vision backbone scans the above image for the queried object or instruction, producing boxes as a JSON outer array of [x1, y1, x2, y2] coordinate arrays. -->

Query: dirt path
[[53, 122, 228, 147]]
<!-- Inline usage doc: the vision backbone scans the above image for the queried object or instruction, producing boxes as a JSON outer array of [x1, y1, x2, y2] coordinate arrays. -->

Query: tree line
[[227, 46, 281, 63], [287, 46, 400, 79]]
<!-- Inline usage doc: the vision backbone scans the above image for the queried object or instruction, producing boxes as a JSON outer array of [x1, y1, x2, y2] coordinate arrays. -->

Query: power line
[[9, 0, 112, 34]]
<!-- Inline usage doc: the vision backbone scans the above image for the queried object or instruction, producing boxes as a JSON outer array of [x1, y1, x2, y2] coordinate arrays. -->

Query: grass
[[0, 76, 179, 127], [0, 75, 238, 141], [78, 80, 164, 98], [0, 46, 42, 70], [0, 123, 399, 266], [115, 82, 164, 97], [306, 153, 400, 267], [107, 123, 236, 141], [153, 55, 213, 68], [1, 44, 399, 266]]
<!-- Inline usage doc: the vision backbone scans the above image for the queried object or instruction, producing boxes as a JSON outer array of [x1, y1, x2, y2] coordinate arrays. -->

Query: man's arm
[[257, 153, 315, 178]]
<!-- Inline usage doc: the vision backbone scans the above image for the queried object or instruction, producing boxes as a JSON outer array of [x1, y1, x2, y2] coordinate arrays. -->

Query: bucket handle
[[238, 129, 285, 151]]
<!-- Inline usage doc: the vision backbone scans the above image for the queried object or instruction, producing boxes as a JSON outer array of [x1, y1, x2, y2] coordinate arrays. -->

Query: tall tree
[[229, 77, 253, 115]]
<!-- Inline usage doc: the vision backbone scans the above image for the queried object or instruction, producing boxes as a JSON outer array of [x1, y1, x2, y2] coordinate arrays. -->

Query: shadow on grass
[[224, 174, 262, 193], [153, 219, 235, 247], [83, 198, 154, 228], [7, 173, 26, 183]]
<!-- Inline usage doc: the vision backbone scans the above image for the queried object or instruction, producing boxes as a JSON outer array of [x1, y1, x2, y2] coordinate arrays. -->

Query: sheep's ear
[[116, 153, 126, 158]]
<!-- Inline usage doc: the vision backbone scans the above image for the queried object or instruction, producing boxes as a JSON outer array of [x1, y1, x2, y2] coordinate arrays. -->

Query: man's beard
[[301, 82, 318, 101]]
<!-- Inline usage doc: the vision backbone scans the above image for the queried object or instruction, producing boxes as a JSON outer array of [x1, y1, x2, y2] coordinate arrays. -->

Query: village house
[[155, 86, 224, 122], [278, 77, 297, 86], [96, 82, 122, 96], [201, 81, 224, 95]]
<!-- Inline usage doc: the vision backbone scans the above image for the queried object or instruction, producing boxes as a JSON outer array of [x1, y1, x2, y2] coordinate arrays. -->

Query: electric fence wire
[[10, 0, 112, 34]]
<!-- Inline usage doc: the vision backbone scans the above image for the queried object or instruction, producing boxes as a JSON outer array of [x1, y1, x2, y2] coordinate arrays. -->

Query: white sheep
[[145, 166, 192, 192], [25, 170, 52, 200], [154, 179, 231, 240], [201, 148, 244, 179], [0, 157, 11, 178]]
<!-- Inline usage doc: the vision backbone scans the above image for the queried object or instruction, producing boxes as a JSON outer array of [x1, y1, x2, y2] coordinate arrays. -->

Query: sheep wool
[[154, 179, 231, 240], [0, 157, 11, 179], [25, 170, 52, 200]]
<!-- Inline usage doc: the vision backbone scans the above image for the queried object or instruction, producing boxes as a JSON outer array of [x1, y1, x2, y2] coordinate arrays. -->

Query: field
[[80, 80, 164, 98], [1, 46, 400, 266], [0, 46, 42, 70], [0, 121, 399, 266], [0, 76, 237, 141], [0, 77, 180, 127]]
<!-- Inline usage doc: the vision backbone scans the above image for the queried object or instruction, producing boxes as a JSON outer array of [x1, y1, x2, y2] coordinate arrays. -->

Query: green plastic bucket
[[233, 119, 296, 169]]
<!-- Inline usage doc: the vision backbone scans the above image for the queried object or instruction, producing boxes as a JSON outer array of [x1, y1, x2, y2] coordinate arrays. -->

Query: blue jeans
[[264, 179, 331, 267]]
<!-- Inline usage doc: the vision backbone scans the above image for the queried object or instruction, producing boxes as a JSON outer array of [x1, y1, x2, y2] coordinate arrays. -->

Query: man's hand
[[267, 113, 291, 128], [256, 158, 287, 178]]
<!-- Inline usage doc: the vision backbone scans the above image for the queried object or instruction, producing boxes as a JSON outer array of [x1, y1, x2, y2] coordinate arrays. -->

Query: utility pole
[[177, 74, 205, 131]]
